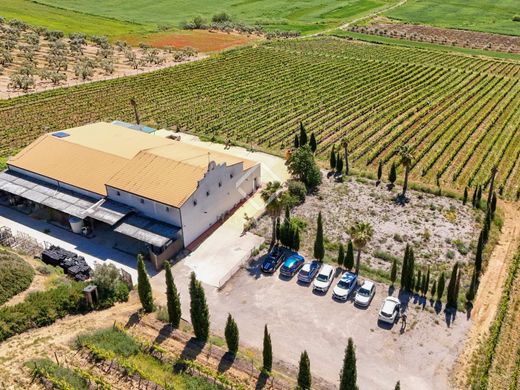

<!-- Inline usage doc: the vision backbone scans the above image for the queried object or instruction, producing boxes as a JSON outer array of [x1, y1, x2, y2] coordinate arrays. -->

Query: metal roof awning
[[0, 171, 98, 219], [85, 199, 133, 226], [114, 214, 180, 248]]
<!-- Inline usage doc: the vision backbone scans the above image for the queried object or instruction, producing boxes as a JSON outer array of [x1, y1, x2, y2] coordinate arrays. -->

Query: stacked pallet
[[41, 245, 92, 281]]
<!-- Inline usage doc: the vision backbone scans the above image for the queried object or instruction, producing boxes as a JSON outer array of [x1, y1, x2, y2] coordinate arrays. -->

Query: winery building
[[0, 122, 261, 268]]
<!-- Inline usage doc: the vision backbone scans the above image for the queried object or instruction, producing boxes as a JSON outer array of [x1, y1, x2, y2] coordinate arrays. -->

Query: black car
[[261, 247, 285, 273]]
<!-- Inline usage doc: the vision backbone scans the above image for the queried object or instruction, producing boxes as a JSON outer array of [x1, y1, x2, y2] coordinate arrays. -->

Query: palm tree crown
[[348, 221, 374, 273]]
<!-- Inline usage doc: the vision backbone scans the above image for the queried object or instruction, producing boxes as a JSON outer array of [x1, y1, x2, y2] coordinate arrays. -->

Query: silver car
[[354, 280, 376, 307]]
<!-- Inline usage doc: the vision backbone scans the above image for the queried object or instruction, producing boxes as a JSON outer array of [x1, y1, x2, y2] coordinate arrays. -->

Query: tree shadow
[[246, 256, 265, 280], [444, 307, 457, 327], [255, 371, 269, 390], [388, 285, 395, 296], [124, 311, 141, 328], [173, 337, 205, 373], [217, 352, 235, 373], [434, 300, 443, 314], [153, 323, 173, 345], [465, 302, 473, 320], [398, 289, 411, 311]]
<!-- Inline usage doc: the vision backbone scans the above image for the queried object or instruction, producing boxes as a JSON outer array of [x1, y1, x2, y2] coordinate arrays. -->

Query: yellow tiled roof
[[8, 122, 258, 205]]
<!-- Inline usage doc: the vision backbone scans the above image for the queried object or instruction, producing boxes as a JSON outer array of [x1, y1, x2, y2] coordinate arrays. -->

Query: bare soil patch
[[253, 174, 480, 276], [351, 20, 520, 54], [124, 30, 262, 53]]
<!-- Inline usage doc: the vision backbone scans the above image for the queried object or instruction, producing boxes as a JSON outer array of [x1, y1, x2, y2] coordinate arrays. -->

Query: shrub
[[91, 263, 129, 308], [0, 249, 34, 305], [0, 281, 86, 342], [27, 358, 89, 389], [212, 12, 232, 23], [513, 15, 520, 22], [76, 327, 140, 357], [288, 180, 307, 204]]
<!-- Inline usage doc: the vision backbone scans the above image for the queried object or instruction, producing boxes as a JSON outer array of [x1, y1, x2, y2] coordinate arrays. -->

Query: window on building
[[206, 191, 210, 197], [116, 191, 120, 196], [193, 200, 197, 206], [218, 181, 222, 187], [230, 173, 234, 179], [140, 198, 145, 204], [166, 206, 170, 212]]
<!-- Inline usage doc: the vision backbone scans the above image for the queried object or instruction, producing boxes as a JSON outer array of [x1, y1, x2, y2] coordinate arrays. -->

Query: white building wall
[[105, 186, 182, 227], [7, 165, 103, 200], [180, 161, 261, 247]]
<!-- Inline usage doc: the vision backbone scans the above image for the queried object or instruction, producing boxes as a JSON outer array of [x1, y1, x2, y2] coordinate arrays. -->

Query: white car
[[332, 271, 358, 301], [378, 296, 401, 324], [354, 280, 376, 307], [313, 264, 335, 293]]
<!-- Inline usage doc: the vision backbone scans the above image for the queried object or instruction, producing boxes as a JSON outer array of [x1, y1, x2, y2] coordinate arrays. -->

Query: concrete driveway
[[161, 256, 470, 390]]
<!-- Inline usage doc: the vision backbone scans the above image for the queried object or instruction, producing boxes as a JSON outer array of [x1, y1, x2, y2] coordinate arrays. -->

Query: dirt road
[[453, 201, 520, 388]]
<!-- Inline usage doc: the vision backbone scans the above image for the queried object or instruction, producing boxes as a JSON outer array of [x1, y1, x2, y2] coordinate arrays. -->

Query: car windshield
[[337, 280, 350, 289], [358, 288, 370, 296], [299, 270, 309, 276], [316, 273, 329, 282]]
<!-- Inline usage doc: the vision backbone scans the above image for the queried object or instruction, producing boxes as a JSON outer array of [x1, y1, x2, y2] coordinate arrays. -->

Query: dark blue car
[[260, 246, 285, 273], [280, 254, 305, 277]]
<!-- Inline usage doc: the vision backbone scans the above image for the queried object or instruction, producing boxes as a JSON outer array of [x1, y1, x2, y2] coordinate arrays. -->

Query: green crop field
[[1, 37, 520, 198], [386, 0, 520, 36], [2, 0, 398, 36]]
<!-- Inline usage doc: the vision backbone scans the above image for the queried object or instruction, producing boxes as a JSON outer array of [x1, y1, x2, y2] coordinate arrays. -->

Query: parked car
[[279, 254, 305, 277], [378, 296, 401, 324], [354, 280, 376, 307], [260, 246, 285, 273], [313, 264, 335, 293], [297, 260, 322, 283], [332, 271, 358, 300]]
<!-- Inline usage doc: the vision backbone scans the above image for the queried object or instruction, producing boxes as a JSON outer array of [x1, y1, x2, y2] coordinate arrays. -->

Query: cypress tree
[[437, 272, 445, 302], [189, 272, 210, 341], [262, 325, 272, 373], [454, 267, 462, 310], [137, 254, 154, 313], [377, 161, 383, 185], [447, 263, 459, 309], [293, 227, 301, 251], [416, 269, 422, 294], [472, 185, 477, 207], [344, 149, 349, 176], [407, 246, 415, 291], [330, 146, 336, 170], [297, 351, 311, 390], [491, 191, 497, 217], [482, 218, 490, 244], [466, 268, 477, 303], [430, 279, 437, 300], [313, 212, 325, 261], [463, 187, 468, 205], [424, 266, 430, 296], [388, 162, 397, 186], [345, 240, 355, 270], [421, 273, 427, 296], [336, 153, 344, 173], [337, 243, 345, 269], [164, 261, 181, 328], [339, 338, 357, 390], [275, 217, 280, 243], [476, 185, 482, 209], [225, 313, 239, 355], [395, 381, 401, 390], [294, 134, 299, 149], [285, 204, 290, 221], [400, 244, 409, 290], [390, 257, 397, 287], [309, 133, 317, 153], [475, 230, 484, 275], [299, 122, 308, 146]]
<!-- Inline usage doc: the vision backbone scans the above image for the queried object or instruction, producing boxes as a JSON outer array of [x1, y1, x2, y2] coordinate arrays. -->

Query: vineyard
[[1, 36, 520, 198]]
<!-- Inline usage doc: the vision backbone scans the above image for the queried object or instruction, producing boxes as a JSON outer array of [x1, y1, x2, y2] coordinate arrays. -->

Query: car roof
[[320, 263, 333, 272], [340, 272, 357, 282], [360, 280, 374, 289], [284, 255, 303, 265]]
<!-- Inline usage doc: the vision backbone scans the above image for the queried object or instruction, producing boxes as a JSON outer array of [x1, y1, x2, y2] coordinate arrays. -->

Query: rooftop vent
[[52, 131, 70, 138]]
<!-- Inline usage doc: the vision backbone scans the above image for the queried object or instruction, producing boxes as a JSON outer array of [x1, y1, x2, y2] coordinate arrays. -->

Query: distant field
[[386, 0, 520, 36], [6, 0, 397, 35], [1, 37, 520, 198], [0, 0, 152, 37]]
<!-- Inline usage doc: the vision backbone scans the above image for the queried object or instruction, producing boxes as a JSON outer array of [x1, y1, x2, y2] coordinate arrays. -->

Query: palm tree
[[340, 137, 349, 175], [261, 181, 284, 247], [398, 145, 414, 199], [348, 221, 373, 274]]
